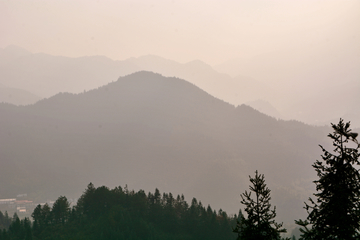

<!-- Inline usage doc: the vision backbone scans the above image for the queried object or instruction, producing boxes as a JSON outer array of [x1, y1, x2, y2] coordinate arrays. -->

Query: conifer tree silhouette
[[234, 170, 287, 240], [296, 119, 360, 239]]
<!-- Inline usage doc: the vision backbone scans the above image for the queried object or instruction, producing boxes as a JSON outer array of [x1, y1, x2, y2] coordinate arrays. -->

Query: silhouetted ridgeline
[[0, 71, 329, 227], [0, 184, 237, 240]]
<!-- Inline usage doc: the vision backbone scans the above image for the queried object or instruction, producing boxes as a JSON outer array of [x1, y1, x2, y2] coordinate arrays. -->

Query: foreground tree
[[234, 170, 287, 240], [296, 119, 360, 239]]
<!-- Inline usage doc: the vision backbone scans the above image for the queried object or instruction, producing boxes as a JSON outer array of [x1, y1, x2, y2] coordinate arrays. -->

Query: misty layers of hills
[[0, 71, 333, 231], [1, 45, 359, 127]]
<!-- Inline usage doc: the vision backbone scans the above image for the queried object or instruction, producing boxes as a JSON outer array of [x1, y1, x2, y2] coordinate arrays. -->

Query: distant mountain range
[[0, 45, 278, 117], [1, 45, 358, 127], [0, 71, 332, 232]]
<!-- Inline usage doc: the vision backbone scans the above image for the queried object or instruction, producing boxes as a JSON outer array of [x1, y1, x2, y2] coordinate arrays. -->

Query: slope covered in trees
[[0, 71, 329, 228]]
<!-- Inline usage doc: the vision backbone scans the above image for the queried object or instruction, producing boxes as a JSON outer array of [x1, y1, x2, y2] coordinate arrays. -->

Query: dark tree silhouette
[[0, 211, 11, 230], [234, 170, 287, 240], [31, 204, 42, 235], [51, 196, 70, 224], [2, 184, 238, 240], [296, 119, 360, 239]]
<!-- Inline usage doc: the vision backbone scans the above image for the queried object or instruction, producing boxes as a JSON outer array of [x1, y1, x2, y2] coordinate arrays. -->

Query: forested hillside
[[0, 71, 330, 229]]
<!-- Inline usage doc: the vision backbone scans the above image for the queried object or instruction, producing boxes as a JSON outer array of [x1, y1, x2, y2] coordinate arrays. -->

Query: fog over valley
[[1, 1, 359, 238]]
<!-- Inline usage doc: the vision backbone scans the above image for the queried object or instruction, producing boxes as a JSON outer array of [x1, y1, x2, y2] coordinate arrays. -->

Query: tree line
[[0, 183, 238, 240]]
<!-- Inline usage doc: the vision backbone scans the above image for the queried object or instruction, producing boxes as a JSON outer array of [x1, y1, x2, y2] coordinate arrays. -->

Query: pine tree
[[296, 119, 360, 239], [31, 204, 42, 236], [41, 204, 51, 226], [22, 217, 32, 240], [52, 196, 70, 224], [234, 170, 287, 240]]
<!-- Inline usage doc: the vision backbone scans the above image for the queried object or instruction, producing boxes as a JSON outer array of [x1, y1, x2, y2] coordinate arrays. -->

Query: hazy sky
[[1, 0, 359, 65]]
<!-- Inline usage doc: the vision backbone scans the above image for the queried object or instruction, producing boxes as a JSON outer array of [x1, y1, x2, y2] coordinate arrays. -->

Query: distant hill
[[0, 84, 41, 105], [0, 46, 138, 100], [0, 71, 331, 232], [0, 45, 32, 65]]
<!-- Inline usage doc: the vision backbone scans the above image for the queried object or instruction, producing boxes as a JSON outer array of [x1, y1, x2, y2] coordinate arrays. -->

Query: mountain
[[0, 46, 273, 112], [126, 55, 247, 105], [1, 45, 359, 126], [0, 71, 330, 232]]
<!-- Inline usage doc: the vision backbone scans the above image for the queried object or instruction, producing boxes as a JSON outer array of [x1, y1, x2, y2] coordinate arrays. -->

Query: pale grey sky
[[1, 0, 359, 65]]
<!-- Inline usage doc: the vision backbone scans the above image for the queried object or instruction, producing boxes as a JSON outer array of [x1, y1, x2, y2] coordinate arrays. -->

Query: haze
[[1, 0, 359, 125], [1, 0, 358, 65], [1, 1, 360, 237]]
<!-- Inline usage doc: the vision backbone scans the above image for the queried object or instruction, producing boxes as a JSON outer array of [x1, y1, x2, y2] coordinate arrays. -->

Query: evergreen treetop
[[234, 170, 288, 240], [296, 119, 360, 239]]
